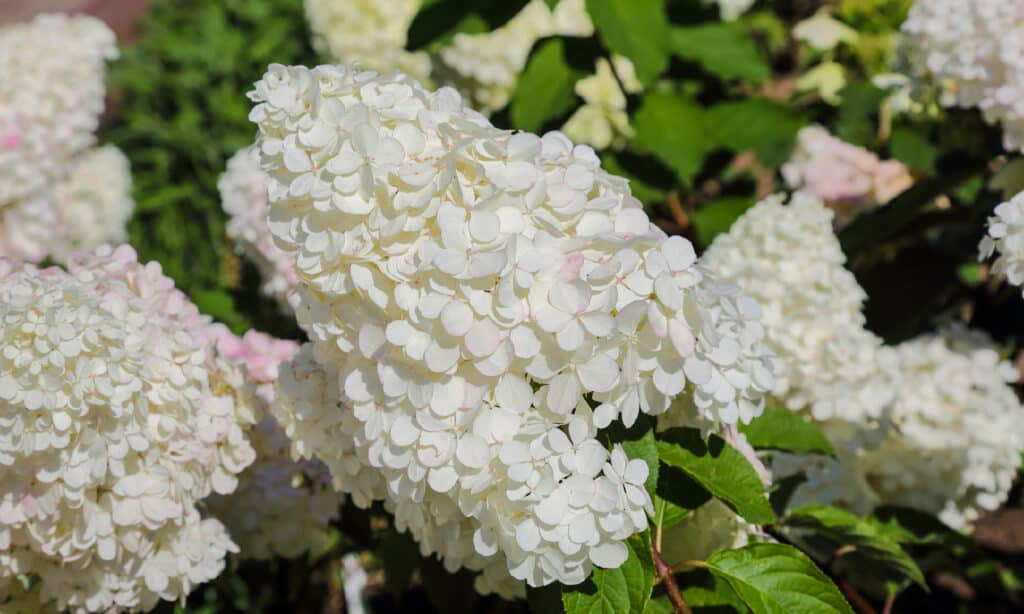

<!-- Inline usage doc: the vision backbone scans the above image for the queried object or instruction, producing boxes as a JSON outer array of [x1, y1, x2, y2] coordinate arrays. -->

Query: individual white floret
[[979, 190, 1024, 293], [899, 0, 1024, 152], [0, 14, 117, 207], [252, 63, 774, 592], [219, 146, 299, 309], [0, 245, 259, 612]]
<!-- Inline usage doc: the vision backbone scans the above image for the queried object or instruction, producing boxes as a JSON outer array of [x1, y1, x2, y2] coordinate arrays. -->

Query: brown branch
[[839, 580, 877, 614], [666, 191, 690, 231], [882, 590, 896, 614], [652, 543, 693, 614]]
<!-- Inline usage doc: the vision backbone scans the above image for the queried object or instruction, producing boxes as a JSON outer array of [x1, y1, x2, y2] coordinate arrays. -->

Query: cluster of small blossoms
[[251, 63, 774, 592], [304, 0, 432, 85], [0, 14, 134, 262], [0, 245, 260, 612], [979, 190, 1024, 295], [703, 192, 897, 424], [707, 195, 1024, 529], [437, 0, 593, 114], [562, 56, 642, 151], [899, 0, 1024, 152], [782, 126, 914, 228], [219, 146, 300, 309], [206, 331, 344, 560]]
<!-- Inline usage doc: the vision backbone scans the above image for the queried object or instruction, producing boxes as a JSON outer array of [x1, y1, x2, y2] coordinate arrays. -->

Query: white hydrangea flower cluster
[[899, 0, 1024, 152], [782, 126, 914, 228], [206, 330, 344, 560], [0, 245, 260, 612], [49, 146, 135, 262], [979, 190, 1024, 294], [703, 192, 897, 424], [304, 0, 432, 85], [562, 56, 642, 151], [251, 63, 774, 593], [437, 0, 594, 114], [0, 14, 134, 263], [219, 146, 300, 309], [707, 194, 1024, 529]]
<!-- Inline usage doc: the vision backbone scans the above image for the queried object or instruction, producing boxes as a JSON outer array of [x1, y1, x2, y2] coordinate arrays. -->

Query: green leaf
[[835, 82, 887, 147], [679, 568, 750, 612], [692, 196, 753, 246], [562, 532, 655, 614], [671, 24, 770, 83], [528, 584, 566, 614], [784, 504, 926, 588], [512, 39, 584, 132], [869, 506, 971, 549], [585, 0, 670, 84], [656, 428, 773, 525], [632, 92, 706, 185], [739, 408, 835, 456], [890, 126, 936, 172], [704, 543, 855, 614], [769, 472, 806, 518], [543, 0, 560, 8], [706, 99, 806, 167]]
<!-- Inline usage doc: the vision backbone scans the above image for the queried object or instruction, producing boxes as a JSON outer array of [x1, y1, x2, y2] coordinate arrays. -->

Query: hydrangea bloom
[[899, 0, 1024, 152], [979, 190, 1024, 293], [0, 246, 258, 612], [219, 146, 299, 309], [782, 126, 913, 227], [437, 0, 593, 113], [206, 331, 344, 560], [0, 15, 133, 264], [251, 63, 774, 593], [0, 13, 116, 206], [703, 192, 896, 423], [562, 56, 641, 151], [304, 0, 432, 84], [50, 145, 135, 262], [784, 327, 1024, 530]]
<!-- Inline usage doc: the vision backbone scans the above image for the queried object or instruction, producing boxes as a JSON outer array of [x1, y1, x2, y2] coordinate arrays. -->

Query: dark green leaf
[[706, 99, 806, 167], [870, 506, 972, 548], [562, 532, 655, 614], [528, 584, 566, 614], [656, 428, 773, 524], [511, 39, 584, 132], [784, 504, 926, 587], [692, 197, 754, 246], [543, 0, 560, 8], [585, 0, 670, 84], [679, 568, 750, 612], [632, 92, 706, 185], [739, 408, 835, 456], [655, 465, 711, 527], [704, 543, 855, 614], [770, 472, 806, 518], [671, 24, 770, 83], [835, 83, 887, 147], [890, 127, 937, 172]]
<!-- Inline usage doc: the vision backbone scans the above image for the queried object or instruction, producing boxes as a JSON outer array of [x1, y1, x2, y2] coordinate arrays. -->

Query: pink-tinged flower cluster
[[251, 63, 774, 595], [0, 245, 259, 612], [206, 331, 344, 560], [783, 126, 913, 227], [0, 14, 134, 263], [219, 147, 300, 310]]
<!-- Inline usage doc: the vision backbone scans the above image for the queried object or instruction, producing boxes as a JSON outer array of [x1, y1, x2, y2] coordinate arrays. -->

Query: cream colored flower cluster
[[0, 14, 134, 262], [206, 330, 344, 560], [703, 192, 896, 424], [0, 246, 259, 612], [219, 146, 300, 309], [562, 56, 642, 151], [899, 0, 1024, 152], [783, 126, 913, 228], [979, 190, 1024, 294], [707, 194, 1024, 529], [250, 63, 773, 593], [436, 0, 593, 113], [304, 0, 432, 85]]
